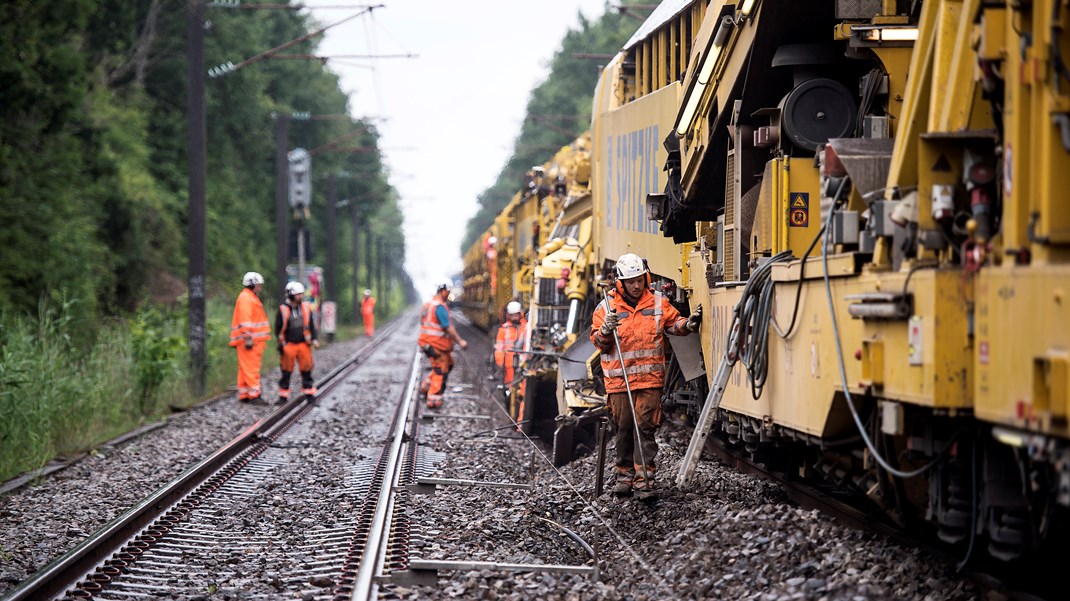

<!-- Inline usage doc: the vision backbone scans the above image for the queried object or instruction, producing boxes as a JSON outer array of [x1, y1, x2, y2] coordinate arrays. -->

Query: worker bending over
[[418, 282, 467, 408], [591, 253, 701, 500], [275, 281, 320, 403]]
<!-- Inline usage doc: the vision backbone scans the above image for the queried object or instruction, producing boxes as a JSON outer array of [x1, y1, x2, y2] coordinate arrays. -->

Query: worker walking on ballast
[[229, 272, 272, 403], [591, 253, 701, 500], [418, 282, 467, 409], [275, 281, 320, 403]]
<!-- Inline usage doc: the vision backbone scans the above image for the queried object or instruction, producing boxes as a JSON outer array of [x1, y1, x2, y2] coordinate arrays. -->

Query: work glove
[[686, 305, 703, 332], [599, 311, 620, 336], [312, 339, 320, 349], [244, 337, 253, 349]]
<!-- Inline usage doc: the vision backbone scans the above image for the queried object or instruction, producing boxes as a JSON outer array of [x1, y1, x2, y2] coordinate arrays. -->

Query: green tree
[[461, 3, 642, 252]]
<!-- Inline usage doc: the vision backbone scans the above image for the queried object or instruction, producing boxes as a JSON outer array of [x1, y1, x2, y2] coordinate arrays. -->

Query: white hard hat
[[243, 272, 264, 286], [285, 281, 305, 296], [437, 281, 452, 292], [614, 253, 647, 280], [506, 301, 522, 315], [364, 289, 372, 296]]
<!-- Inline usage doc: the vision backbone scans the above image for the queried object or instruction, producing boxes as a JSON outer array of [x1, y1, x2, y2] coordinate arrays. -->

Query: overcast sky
[[306, 0, 615, 299]]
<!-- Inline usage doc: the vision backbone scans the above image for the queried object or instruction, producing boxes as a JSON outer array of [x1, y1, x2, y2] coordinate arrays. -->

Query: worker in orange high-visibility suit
[[494, 301, 528, 388], [591, 253, 702, 500], [229, 272, 272, 403], [494, 301, 529, 420], [361, 289, 376, 337], [418, 282, 467, 409], [275, 281, 320, 403]]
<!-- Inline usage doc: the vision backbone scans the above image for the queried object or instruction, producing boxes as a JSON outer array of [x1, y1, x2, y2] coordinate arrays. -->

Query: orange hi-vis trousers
[[609, 388, 662, 491], [420, 350, 453, 398], [279, 342, 316, 396], [237, 343, 266, 400], [362, 310, 375, 337]]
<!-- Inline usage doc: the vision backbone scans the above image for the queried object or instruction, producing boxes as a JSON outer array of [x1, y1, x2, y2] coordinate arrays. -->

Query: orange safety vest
[[361, 296, 376, 315], [279, 301, 313, 345], [230, 288, 271, 347], [591, 288, 688, 393], [494, 317, 528, 368], [418, 297, 454, 352]]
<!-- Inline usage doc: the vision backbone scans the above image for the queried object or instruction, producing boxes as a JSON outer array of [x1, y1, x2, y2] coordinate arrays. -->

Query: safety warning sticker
[[789, 192, 809, 227]]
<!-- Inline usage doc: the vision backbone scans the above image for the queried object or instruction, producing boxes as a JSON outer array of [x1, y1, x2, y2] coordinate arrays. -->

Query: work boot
[[613, 468, 635, 497], [634, 467, 657, 501], [634, 486, 658, 501], [426, 394, 443, 409]]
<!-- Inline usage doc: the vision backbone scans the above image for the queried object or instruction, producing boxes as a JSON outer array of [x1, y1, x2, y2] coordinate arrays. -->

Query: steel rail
[[2, 315, 409, 601], [351, 348, 422, 601]]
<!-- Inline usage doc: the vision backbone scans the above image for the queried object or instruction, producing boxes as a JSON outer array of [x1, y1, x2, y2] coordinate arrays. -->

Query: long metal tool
[[600, 288, 649, 482], [593, 417, 608, 498], [676, 320, 741, 486]]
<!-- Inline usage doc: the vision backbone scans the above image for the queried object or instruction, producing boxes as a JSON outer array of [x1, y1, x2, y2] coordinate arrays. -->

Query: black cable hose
[[727, 250, 795, 399]]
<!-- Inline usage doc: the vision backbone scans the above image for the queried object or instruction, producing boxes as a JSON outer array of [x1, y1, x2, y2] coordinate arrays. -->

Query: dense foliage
[[0, 0, 408, 331], [0, 1, 411, 479], [460, 1, 647, 253]]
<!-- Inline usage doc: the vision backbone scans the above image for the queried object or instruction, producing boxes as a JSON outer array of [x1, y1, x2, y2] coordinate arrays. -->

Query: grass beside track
[[0, 300, 375, 483]]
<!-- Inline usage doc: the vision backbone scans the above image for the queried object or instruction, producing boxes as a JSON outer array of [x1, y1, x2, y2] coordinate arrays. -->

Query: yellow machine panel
[[976, 266, 1070, 435], [593, 81, 683, 279]]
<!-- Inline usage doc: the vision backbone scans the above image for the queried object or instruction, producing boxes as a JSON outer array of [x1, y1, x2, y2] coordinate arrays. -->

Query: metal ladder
[[676, 322, 740, 487]]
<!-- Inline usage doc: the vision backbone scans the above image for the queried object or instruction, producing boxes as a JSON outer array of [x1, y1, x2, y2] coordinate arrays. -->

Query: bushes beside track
[[0, 300, 237, 482]]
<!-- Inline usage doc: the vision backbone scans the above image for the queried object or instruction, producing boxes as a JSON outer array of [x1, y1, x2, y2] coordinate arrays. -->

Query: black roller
[[780, 78, 857, 152]]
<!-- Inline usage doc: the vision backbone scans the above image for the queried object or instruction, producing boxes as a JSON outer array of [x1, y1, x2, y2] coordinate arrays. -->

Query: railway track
[[5, 317, 421, 600], [6, 312, 598, 601]]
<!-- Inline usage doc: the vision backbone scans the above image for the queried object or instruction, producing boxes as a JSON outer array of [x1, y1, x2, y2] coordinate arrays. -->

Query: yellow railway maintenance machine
[[658, 0, 1070, 561]]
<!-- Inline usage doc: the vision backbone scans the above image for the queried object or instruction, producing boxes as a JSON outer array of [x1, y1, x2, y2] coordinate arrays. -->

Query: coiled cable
[[728, 250, 794, 399]]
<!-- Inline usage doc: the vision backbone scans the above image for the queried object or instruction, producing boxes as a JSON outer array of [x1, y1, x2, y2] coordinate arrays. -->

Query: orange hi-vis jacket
[[494, 317, 528, 371], [278, 301, 314, 345], [361, 295, 376, 317], [418, 297, 454, 352], [591, 287, 689, 393], [229, 288, 271, 347]]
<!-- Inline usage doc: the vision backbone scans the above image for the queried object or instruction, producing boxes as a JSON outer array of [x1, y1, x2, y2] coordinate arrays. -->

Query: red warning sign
[[789, 192, 809, 227]]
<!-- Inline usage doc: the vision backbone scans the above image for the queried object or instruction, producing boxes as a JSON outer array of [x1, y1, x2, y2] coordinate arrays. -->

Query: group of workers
[[230, 249, 699, 500], [228, 272, 376, 405], [414, 252, 699, 500]]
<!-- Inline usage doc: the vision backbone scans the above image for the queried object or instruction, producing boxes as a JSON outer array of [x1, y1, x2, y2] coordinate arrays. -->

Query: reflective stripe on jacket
[[278, 301, 313, 344], [590, 288, 689, 393], [494, 318, 528, 367], [418, 298, 453, 352], [229, 288, 271, 347]]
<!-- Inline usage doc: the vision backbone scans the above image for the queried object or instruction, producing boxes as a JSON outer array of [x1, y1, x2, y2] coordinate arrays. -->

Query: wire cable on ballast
[[450, 320, 675, 597]]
